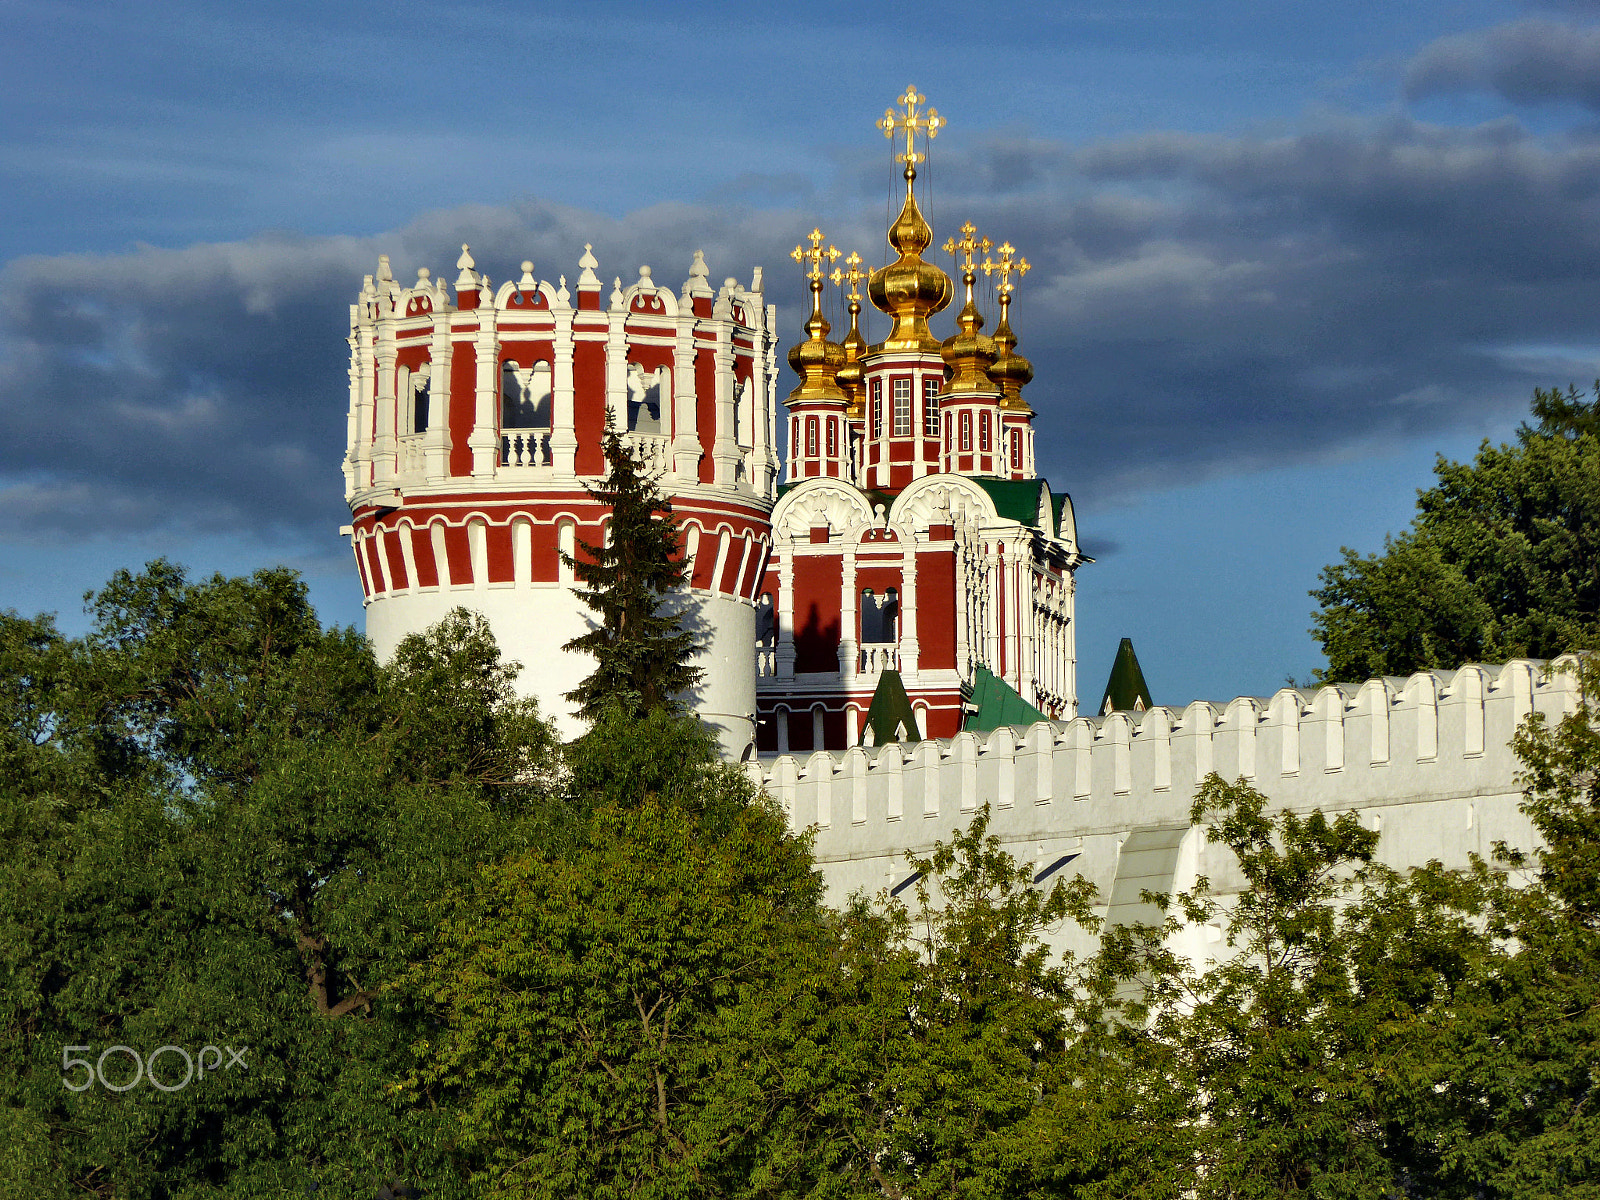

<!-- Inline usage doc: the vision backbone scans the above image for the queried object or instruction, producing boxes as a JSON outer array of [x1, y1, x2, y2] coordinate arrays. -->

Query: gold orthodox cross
[[830, 251, 866, 302], [879, 86, 944, 165], [791, 227, 841, 282], [982, 241, 1032, 295], [943, 222, 991, 275]]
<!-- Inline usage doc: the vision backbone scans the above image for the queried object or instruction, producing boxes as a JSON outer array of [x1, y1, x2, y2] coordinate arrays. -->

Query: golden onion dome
[[868, 162, 953, 353], [939, 236, 999, 395], [786, 281, 848, 407], [988, 306, 1035, 411]]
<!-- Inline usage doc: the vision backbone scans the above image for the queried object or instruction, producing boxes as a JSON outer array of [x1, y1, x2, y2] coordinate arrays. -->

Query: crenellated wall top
[[747, 657, 1584, 847]]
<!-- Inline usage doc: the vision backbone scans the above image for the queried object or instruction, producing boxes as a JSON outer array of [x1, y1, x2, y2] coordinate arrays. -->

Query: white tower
[[342, 246, 780, 757]]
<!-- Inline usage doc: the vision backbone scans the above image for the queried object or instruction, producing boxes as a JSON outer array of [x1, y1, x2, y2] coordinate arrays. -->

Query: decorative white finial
[[519, 260, 537, 290], [456, 244, 478, 289], [610, 276, 625, 309], [638, 265, 653, 285], [750, 266, 763, 294], [556, 274, 570, 306], [683, 249, 713, 299], [377, 254, 394, 283], [578, 243, 600, 288], [416, 266, 431, 284]]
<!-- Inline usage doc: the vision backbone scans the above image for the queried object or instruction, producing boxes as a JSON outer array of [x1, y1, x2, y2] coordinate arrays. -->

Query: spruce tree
[[562, 417, 703, 723]]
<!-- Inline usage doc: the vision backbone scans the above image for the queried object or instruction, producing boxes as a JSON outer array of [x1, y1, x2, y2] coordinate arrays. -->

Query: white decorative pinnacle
[[376, 254, 394, 283], [578, 243, 600, 288], [415, 266, 431, 286], [456, 243, 479, 289], [518, 260, 537, 291], [750, 266, 764, 294], [684, 249, 712, 299], [611, 276, 625, 309], [556, 274, 571, 307]]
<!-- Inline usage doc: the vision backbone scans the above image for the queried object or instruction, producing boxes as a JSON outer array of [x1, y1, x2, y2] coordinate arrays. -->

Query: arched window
[[923, 378, 940, 437], [403, 361, 431, 434], [979, 411, 992, 452], [860, 588, 881, 642], [806, 416, 819, 456], [825, 417, 837, 457], [502, 360, 551, 428], [960, 411, 973, 451]]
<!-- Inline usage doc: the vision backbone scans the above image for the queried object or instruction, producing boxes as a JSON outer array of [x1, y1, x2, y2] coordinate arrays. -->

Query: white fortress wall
[[746, 658, 1579, 958]]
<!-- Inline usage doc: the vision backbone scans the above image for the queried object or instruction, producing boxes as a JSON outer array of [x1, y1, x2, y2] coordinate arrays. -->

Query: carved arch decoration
[[618, 267, 680, 318], [887, 473, 1001, 533], [770, 478, 875, 540], [495, 278, 559, 311]]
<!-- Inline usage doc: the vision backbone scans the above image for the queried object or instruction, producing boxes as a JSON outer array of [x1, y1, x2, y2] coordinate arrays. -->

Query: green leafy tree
[[0, 562, 560, 1198], [400, 713, 837, 1200], [1311, 384, 1600, 681], [830, 807, 1191, 1200], [1158, 775, 1499, 1200], [1396, 657, 1600, 1199], [563, 418, 704, 723]]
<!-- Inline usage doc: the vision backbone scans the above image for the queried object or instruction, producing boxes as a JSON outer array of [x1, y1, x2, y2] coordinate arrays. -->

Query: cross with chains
[[943, 221, 992, 275], [830, 251, 866, 302], [791, 227, 841, 283], [982, 241, 1031, 295], [879, 86, 944, 165]]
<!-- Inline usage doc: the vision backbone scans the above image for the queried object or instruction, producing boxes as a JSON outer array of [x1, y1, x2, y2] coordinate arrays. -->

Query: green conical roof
[[963, 664, 1048, 734], [861, 669, 921, 746], [1100, 637, 1153, 715]]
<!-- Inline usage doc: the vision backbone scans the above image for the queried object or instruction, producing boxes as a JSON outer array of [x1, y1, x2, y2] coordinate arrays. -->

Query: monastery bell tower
[[342, 246, 780, 757]]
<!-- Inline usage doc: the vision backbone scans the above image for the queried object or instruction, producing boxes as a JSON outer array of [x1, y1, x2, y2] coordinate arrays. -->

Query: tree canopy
[[5, 558, 1600, 1199], [1311, 384, 1600, 681]]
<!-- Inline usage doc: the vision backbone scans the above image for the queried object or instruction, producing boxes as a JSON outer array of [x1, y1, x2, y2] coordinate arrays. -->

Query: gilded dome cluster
[[787, 86, 1037, 413]]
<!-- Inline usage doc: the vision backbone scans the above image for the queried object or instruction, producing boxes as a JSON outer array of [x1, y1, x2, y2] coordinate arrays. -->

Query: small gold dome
[[939, 264, 999, 396], [787, 287, 848, 406], [988, 309, 1034, 410]]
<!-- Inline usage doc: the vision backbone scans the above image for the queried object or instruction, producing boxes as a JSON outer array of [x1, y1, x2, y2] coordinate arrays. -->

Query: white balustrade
[[756, 644, 777, 676], [501, 427, 551, 468], [623, 432, 672, 475], [859, 642, 901, 674], [398, 433, 426, 475]]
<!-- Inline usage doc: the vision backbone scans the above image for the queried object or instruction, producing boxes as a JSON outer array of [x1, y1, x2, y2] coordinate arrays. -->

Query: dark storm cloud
[[1405, 18, 1600, 109], [5, 111, 1600, 541]]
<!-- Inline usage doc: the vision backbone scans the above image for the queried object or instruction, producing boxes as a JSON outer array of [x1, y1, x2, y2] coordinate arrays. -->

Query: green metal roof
[[861, 669, 921, 746], [963, 664, 1049, 734], [969, 477, 1051, 528], [1100, 638, 1154, 715]]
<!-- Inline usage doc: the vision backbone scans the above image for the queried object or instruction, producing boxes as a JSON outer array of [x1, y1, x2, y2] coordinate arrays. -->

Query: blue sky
[[4, 0, 1600, 706]]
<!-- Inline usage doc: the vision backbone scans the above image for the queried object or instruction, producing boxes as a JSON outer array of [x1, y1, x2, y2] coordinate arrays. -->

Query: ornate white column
[[711, 300, 741, 487], [423, 298, 453, 480], [672, 308, 700, 480], [371, 305, 398, 486], [899, 534, 919, 679], [605, 281, 628, 435], [839, 540, 859, 682], [551, 278, 578, 476], [470, 286, 500, 478], [776, 538, 796, 679]]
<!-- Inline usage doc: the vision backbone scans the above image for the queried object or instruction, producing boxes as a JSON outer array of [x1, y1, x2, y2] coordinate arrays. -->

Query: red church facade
[[754, 87, 1088, 754]]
